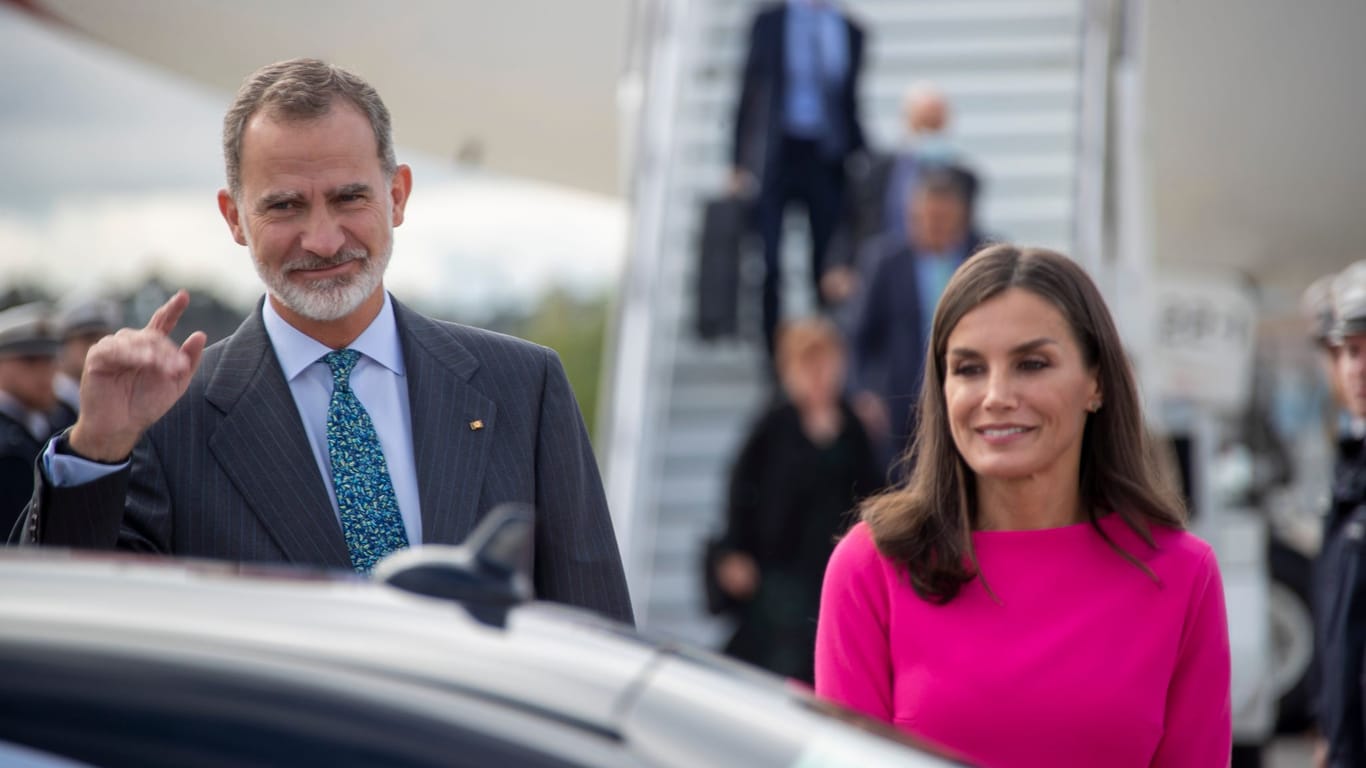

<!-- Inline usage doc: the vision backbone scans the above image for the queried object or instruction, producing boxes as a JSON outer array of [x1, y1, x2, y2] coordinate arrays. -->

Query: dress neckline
[[971, 513, 1117, 538]]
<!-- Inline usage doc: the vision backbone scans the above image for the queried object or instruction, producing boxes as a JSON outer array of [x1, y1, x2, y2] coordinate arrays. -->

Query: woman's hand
[[716, 551, 760, 601]]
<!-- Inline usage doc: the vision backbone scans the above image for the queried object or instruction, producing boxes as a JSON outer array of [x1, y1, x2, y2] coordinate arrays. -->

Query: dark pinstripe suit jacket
[[15, 297, 633, 624]]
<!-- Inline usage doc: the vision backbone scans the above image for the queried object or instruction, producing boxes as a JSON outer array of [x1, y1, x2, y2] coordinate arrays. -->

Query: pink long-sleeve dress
[[815, 516, 1231, 767]]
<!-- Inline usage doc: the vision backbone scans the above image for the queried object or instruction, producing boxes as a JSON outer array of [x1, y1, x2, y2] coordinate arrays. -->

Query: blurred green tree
[[509, 288, 611, 443]]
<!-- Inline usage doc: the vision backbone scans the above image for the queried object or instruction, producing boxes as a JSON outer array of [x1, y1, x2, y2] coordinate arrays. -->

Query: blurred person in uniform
[[842, 164, 984, 470], [0, 303, 60, 538], [731, 0, 866, 356], [1300, 271, 1351, 497], [10, 58, 632, 624], [49, 295, 122, 431], [1305, 273, 1340, 365], [817, 245, 1231, 765], [1303, 273, 1348, 428], [711, 317, 882, 683], [1314, 260, 1366, 767]]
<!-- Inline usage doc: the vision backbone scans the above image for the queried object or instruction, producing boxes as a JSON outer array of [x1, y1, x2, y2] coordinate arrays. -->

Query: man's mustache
[[284, 248, 368, 273]]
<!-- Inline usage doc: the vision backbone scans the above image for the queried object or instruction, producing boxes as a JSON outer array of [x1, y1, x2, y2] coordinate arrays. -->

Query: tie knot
[[323, 349, 361, 384]]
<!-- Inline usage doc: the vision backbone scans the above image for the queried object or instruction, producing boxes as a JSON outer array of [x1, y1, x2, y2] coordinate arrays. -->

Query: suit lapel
[[393, 301, 494, 547], [205, 306, 351, 568]]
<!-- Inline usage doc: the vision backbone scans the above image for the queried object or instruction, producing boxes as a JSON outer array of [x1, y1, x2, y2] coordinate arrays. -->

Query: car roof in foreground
[[0, 549, 654, 735], [0, 550, 970, 767]]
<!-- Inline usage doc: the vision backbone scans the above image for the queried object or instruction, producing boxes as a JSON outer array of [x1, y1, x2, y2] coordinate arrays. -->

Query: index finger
[[145, 289, 191, 335]]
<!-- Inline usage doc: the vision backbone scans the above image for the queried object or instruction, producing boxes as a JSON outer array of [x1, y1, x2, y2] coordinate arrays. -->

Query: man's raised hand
[[68, 290, 207, 462]]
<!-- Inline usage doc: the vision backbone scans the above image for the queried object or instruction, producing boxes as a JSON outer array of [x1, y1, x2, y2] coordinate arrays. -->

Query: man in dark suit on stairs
[[11, 58, 633, 625], [731, 0, 866, 357]]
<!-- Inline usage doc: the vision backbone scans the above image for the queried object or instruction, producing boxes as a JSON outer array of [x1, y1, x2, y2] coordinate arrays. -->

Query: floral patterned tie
[[323, 349, 409, 573]]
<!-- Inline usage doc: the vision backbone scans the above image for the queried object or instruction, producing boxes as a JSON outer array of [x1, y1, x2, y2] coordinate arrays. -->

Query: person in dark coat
[[730, 0, 866, 356], [1316, 261, 1366, 767], [712, 317, 882, 683], [0, 303, 61, 539], [844, 165, 984, 471]]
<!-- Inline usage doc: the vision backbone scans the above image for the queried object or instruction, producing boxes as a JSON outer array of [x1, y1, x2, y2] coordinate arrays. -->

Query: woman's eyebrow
[[948, 337, 1059, 358]]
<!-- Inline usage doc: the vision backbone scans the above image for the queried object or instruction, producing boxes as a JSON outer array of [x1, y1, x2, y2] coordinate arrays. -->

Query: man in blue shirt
[[13, 58, 633, 625], [731, 0, 866, 357], [846, 165, 982, 471]]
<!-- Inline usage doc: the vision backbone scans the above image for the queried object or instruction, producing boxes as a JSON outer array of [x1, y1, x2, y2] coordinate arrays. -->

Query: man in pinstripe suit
[[11, 58, 633, 625]]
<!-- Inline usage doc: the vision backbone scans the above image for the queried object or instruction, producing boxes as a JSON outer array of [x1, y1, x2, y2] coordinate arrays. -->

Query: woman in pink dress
[[815, 245, 1232, 767]]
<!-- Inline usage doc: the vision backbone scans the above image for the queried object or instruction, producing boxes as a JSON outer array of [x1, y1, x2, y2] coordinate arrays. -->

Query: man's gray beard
[[254, 246, 390, 322]]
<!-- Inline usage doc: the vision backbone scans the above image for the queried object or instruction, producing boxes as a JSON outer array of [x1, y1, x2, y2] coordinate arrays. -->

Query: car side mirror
[[372, 503, 534, 625]]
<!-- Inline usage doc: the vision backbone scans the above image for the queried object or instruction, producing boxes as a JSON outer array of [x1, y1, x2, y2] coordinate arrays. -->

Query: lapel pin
[[469, 419, 485, 431]]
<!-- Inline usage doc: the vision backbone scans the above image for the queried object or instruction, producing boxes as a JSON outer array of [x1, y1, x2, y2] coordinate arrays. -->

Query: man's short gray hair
[[222, 58, 397, 199]]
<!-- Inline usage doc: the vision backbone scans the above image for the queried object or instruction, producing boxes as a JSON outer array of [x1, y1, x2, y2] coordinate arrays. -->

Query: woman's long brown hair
[[861, 245, 1186, 603]]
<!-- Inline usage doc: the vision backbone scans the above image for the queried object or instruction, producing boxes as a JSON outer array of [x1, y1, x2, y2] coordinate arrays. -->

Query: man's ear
[[389, 165, 413, 228], [217, 189, 248, 246]]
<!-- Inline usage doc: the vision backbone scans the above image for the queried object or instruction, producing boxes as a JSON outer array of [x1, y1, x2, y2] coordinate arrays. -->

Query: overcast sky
[[0, 4, 625, 318]]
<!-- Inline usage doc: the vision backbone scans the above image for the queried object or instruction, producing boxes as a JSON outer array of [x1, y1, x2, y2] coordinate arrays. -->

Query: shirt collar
[[262, 293, 406, 382]]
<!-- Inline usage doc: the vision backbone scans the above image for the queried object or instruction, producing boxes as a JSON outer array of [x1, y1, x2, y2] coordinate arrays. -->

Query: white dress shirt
[[46, 293, 424, 545]]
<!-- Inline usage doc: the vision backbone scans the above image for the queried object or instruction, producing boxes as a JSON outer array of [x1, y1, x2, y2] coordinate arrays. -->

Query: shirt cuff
[[43, 435, 129, 486]]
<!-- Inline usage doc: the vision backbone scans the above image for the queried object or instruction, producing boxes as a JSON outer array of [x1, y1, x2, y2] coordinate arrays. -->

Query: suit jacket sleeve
[[12, 432, 170, 551], [844, 21, 866, 154], [532, 347, 634, 625], [0, 455, 36, 544], [849, 248, 893, 396], [732, 10, 768, 172]]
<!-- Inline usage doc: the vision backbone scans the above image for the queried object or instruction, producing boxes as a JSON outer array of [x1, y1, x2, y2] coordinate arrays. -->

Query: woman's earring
[[1087, 400, 1102, 413]]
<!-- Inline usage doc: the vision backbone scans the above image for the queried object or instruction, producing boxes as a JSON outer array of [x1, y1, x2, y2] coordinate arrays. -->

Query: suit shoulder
[[417, 318, 560, 387], [199, 333, 234, 369], [873, 244, 917, 282], [178, 334, 232, 398], [430, 319, 552, 360]]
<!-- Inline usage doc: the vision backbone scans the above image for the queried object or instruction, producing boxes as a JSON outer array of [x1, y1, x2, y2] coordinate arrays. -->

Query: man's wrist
[[60, 428, 133, 465]]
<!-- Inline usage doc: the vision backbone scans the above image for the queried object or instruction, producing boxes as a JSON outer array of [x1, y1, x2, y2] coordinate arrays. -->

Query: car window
[[0, 641, 623, 768]]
